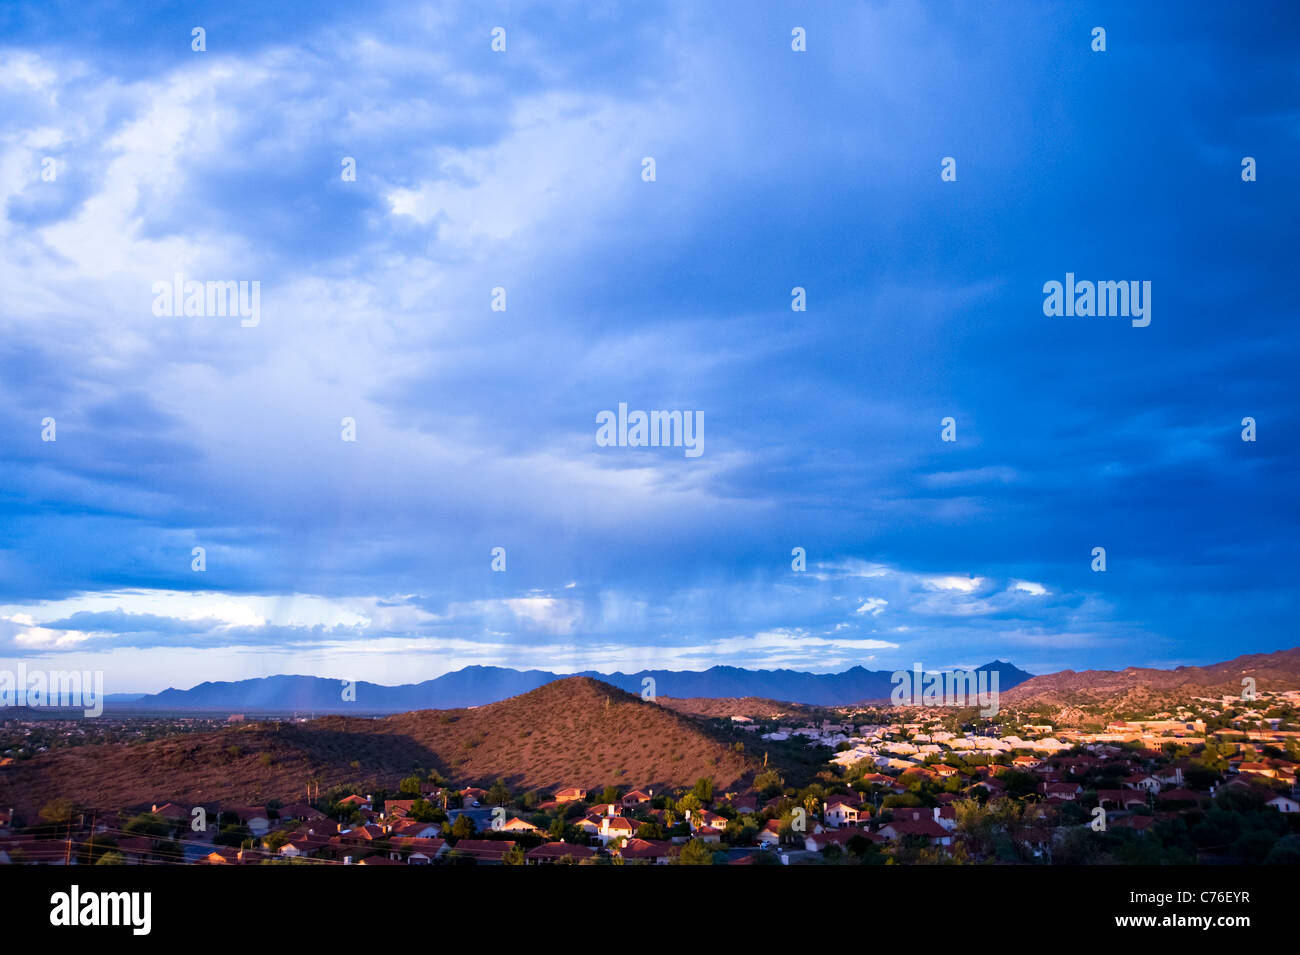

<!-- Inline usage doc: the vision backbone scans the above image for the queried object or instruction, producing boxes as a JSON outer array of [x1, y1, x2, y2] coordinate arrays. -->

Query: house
[[449, 839, 515, 863], [279, 803, 327, 824], [1237, 762, 1275, 778], [724, 792, 759, 814], [280, 833, 330, 859], [597, 815, 637, 847], [201, 848, 239, 865], [1267, 794, 1299, 814], [826, 790, 862, 806], [889, 808, 930, 823], [338, 794, 373, 811], [1152, 766, 1185, 786], [616, 838, 675, 864], [756, 820, 783, 849], [230, 807, 271, 836], [389, 820, 441, 839], [889, 807, 954, 831], [356, 855, 399, 865], [1125, 775, 1162, 793], [621, 790, 653, 809], [877, 818, 952, 846], [1097, 789, 1148, 810], [1042, 782, 1082, 801], [823, 799, 860, 828], [691, 810, 727, 832], [340, 823, 385, 844], [460, 788, 489, 807], [499, 817, 543, 834], [390, 837, 446, 864], [383, 799, 417, 820], [554, 787, 587, 804], [526, 842, 595, 864]]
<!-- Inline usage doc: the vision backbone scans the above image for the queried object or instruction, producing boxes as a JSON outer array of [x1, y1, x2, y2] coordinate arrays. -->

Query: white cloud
[[855, 597, 888, 616], [923, 575, 985, 592]]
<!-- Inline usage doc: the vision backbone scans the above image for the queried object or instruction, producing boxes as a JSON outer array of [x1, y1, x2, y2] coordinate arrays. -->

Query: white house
[[597, 815, 637, 847], [1267, 794, 1299, 814], [824, 800, 859, 828]]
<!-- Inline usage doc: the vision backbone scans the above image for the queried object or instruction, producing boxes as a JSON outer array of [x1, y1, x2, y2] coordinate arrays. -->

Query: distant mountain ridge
[[129, 660, 1035, 712], [1003, 647, 1300, 708]]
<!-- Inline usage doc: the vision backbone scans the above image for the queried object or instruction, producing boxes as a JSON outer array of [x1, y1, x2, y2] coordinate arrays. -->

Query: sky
[[0, 1, 1297, 693]]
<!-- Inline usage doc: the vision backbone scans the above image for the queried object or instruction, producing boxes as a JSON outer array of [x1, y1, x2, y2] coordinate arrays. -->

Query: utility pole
[[64, 812, 75, 866]]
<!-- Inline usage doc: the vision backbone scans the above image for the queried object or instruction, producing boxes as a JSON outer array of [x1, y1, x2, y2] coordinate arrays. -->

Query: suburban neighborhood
[[3, 687, 1297, 866]]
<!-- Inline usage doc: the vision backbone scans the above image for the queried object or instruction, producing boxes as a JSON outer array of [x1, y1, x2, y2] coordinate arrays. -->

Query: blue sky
[[0, 1, 1296, 693]]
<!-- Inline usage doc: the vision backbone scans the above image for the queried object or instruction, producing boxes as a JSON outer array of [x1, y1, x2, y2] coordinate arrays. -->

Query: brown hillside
[[0, 677, 754, 818], [659, 696, 823, 720], [382, 676, 754, 791], [1003, 647, 1300, 709]]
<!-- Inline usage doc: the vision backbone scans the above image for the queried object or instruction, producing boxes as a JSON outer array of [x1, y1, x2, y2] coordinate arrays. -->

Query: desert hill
[[0, 677, 753, 818], [658, 696, 824, 720], [1003, 647, 1300, 710]]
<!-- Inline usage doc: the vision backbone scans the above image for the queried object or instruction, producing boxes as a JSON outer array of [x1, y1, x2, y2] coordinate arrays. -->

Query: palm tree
[[804, 795, 821, 822]]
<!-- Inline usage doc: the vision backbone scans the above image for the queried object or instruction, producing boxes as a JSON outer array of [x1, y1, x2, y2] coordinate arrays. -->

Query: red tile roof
[[526, 842, 595, 860]]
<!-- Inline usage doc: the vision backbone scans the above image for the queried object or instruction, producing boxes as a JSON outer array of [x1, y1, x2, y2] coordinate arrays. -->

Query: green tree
[[503, 844, 527, 865], [676, 838, 715, 865], [676, 793, 702, 816], [487, 778, 512, 806], [803, 794, 821, 821], [399, 776, 422, 796], [124, 812, 171, 839], [408, 798, 439, 823], [636, 821, 664, 840], [39, 798, 75, 827], [754, 770, 784, 797]]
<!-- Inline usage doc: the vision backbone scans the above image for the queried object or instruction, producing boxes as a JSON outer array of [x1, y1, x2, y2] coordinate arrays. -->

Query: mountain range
[[124, 661, 1035, 712], [1002, 647, 1300, 710]]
